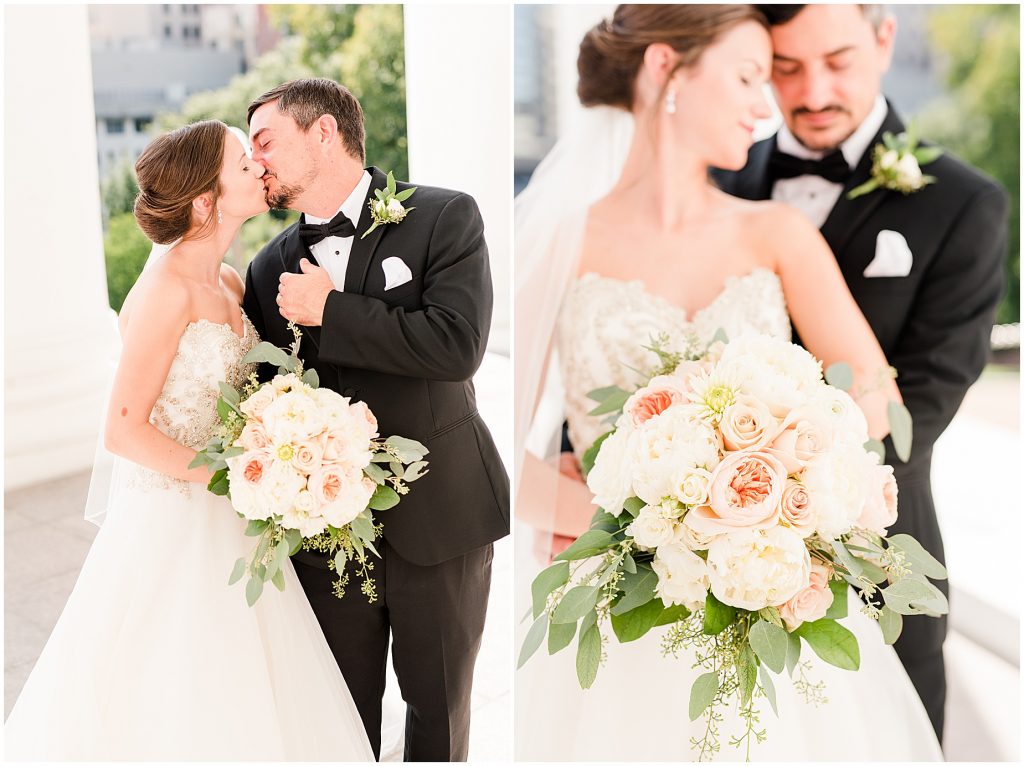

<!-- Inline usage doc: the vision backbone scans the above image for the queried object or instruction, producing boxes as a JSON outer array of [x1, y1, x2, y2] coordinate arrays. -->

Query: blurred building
[[88, 4, 280, 179]]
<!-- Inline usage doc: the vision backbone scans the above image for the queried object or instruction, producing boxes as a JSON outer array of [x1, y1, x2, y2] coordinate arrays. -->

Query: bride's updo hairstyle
[[578, 4, 768, 110], [133, 120, 228, 244]]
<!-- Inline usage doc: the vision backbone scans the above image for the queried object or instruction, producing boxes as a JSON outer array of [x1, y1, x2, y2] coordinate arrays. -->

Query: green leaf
[[823, 579, 849, 620], [404, 460, 429, 482], [588, 510, 620, 533], [274, 539, 290, 572], [795, 619, 860, 670], [393, 186, 417, 202], [622, 553, 637, 575], [244, 519, 269, 537], [216, 398, 236, 424], [385, 435, 429, 462], [580, 431, 612, 479], [241, 341, 291, 369], [825, 362, 854, 391], [517, 612, 549, 669], [218, 381, 241, 406], [221, 446, 244, 460], [553, 529, 615, 562], [757, 606, 784, 629], [189, 451, 213, 469], [587, 389, 630, 417], [301, 368, 319, 388], [656, 604, 691, 627], [709, 327, 729, 346], [551, 585, 600, 624], [748, 619, 788, 674], [702, 591, 737, 635], [913, 146, 943, 165], [878, 605, 903, 645], [785, 631, 801, 676], [886, 534, 948, 579], [349, 512, 376, 543], [882, 131, 897, 151], [245, 576, 264, 607], [208, 468, 229, 495], [831, 540, 864, 578], [228, 557, 247, 586], [363, 462, 389, 484], [386, 171, 396, 195], [688, 671, 720, 721], [576, 621, 602, 689], [864, 438, 886, 461], [609, 566, 658, 615], [737, 643, 758, 706], [547, 619, 576, 654], [389, 461, 405, 479], [887, 400, 913, 462], [531, 561, 571, 619], [284, 528, 302, 556], [882, 576, 948, 616], [846, 179, 881, 200], [368, 484, 400, 511], [759, 665, 778, 716], [271, 568, 286, 592], [610, 597, 669, 643], [622, 497, 645, 518]]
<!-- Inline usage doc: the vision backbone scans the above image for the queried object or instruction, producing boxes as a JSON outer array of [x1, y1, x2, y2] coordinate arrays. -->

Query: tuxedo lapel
[[820, 104, 907, 256], [344, 166, 390, 294], [742, 137, 775, 201]]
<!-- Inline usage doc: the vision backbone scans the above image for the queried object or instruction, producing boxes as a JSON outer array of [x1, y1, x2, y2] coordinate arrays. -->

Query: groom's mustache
[[791, 105, 850, 119]]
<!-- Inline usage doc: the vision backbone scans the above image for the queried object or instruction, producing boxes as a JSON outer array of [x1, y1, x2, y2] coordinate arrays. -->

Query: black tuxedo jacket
[[243, 167, 510, 566], [713, 102, 1008, 540]]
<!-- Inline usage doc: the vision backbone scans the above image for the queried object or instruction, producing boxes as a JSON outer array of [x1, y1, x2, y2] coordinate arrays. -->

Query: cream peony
[[586, 427, 638, 515], [652, 542, 710, 610], [706, 527, 811, 611]]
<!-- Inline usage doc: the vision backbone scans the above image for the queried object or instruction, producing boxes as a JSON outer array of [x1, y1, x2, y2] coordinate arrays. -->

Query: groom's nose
[[252, 162, 266, 179]]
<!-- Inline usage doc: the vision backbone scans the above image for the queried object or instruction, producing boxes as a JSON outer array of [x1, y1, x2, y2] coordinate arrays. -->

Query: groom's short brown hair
[[247, 78, 366, 163]]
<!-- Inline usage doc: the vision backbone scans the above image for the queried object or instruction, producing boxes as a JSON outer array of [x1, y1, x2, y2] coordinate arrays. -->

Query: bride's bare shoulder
[[718, 193, 826, 256]]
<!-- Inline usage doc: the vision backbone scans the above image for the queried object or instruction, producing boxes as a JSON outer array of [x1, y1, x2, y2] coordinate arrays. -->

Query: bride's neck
[[173, 223, 241, 284], [612, 115, 714, 228]]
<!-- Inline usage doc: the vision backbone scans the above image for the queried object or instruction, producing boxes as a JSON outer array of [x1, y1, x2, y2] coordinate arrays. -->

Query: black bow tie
[[768, 148, 852, 184], [299, 209, 356, 246]]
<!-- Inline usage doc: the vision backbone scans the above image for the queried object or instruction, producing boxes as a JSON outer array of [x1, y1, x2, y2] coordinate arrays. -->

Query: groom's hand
[[277, 258, 333, 326]]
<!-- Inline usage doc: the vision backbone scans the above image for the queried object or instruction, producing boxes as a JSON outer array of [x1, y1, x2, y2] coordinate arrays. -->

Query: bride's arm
[[104, 275, 213, 483], [518, 451, 597, 537], [765, 203, 902, 440]]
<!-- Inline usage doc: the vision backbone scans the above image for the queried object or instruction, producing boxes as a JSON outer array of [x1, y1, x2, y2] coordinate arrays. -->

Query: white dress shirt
[[301, 170, 372, 291], [771, 95, 888, 228]]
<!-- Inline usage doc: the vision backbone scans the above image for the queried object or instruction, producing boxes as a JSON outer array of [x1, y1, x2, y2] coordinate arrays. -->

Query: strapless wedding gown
[[515, 269, 943, 761], [4, 315, 374, 761]]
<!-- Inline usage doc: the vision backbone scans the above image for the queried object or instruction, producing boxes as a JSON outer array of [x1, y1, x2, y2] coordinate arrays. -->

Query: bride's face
[[215, 131, 269, 221], [670, 21, 773, 170]]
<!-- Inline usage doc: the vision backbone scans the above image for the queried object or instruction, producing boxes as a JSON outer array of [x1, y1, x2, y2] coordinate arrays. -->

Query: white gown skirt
[[515, 538, 943, 762], [4, 479, 374, 761]]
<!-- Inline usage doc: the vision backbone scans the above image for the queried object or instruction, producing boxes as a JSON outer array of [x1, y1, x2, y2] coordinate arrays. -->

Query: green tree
[[104, 213, 152, 312], [921, 4, 1020, 324], [100, 157, 139, 225]]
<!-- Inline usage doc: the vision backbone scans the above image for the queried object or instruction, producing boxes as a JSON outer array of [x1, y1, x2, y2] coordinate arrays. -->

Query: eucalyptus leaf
[[738, 643, 758, 706], [576, 622, 602, 689], [241, 342, 291, 368], [609, 567, 658, 614], [271, 568, 286, 592], [531, 561, 571, 619], [218, 382, 241, 406], [245, 576, 264, 607], [551, 585, 600, 624], [208, 469, 230, 495], [864, 438, 886, 461], [284, 528, 303, 555], [748, 619, 788, 674], [759, 664, 779, 716], [404, 460, 430, 482], [823, 579, 849, 620], [189, 452, 213, 469], [795, 619, 860, 671], [301, 368, 319, 388], [785, 631, 801, 676], [517, 612, 549, 669], [878, 605, 904, 644], [858, 558, 889, 584], [228, 557, 247, 586], [244, 519, 269, 537], [702, 591, 737, 635], [688, 671, 720, 721], [587, 389, 630, 417], [831, 540, 864, 579], [622, 553, 637, 575], [886, 534, 948, 579], [547, 619, 577, 655], [384, 435, 429, 461], [363, 462, 389, 484], [349, 512, 375, 542], [580, 431, 612, 479], [825, 362, 854, 391], [553, 529, 615, 561], [709, 327, 729, 346], [389, 461, 405, 479], [221, 446, 244, 460], [622, 497, 645, 518], [887, 400, 913, 462], [880, 577, 938, 615], [368, 484, 400, 511], [216, 398, 236, 424]]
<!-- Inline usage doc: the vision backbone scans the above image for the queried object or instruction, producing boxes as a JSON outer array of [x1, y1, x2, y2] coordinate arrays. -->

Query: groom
[[715, 4, 1008, 742], [242, 78, 510, 761]]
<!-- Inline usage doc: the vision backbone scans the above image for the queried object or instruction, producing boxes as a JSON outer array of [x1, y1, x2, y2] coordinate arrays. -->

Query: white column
[[402, 4, 511, 355], [4, 5, 121, 489]]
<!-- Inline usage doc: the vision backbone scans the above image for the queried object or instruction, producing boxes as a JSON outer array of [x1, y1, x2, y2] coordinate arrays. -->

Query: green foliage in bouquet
[[191, 324, 428, 606]]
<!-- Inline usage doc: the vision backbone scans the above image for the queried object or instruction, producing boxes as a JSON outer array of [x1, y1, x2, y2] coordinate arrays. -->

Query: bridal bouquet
[[519, 331, 947, 760], [192, 325, 429, 606]]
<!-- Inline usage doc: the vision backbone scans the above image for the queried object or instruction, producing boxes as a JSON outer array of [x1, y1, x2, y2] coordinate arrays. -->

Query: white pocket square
[[382, 256, 413, 290], [863, 230, 913, 278]]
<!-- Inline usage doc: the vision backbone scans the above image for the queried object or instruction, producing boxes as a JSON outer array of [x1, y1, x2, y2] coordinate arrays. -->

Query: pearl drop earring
[[665, 88, 677, 115], [217, 207, 223, 225]]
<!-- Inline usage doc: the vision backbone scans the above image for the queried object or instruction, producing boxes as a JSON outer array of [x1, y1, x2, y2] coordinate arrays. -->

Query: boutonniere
[[847, 123, 942, 200], [361, 171, 417, 239]]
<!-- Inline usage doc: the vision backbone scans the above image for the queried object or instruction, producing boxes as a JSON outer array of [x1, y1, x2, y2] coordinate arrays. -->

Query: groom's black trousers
[[292, 538, 493, 761]]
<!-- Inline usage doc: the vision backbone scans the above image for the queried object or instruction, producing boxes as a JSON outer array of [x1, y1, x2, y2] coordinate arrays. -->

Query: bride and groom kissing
[[515, 3, 1006, 760], [6, 77, 509, 760]]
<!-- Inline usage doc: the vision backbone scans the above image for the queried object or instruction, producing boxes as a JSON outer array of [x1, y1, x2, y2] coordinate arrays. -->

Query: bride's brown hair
[[133, 120, 228, 244], [578, 4, 768, 110]]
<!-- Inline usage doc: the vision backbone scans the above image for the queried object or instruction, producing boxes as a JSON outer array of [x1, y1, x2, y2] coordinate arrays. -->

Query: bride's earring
[[664, 88, 677, 115], [217, 207, 223, 225]]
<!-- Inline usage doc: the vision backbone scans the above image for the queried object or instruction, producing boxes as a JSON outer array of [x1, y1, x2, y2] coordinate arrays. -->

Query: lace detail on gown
[[124, 314, 259, 496], [556, 268, 790, 460]]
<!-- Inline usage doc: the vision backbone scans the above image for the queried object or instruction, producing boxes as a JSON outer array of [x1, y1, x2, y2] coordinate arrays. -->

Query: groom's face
[[769, 5, 895, 151], [249, 101, 320, 210]]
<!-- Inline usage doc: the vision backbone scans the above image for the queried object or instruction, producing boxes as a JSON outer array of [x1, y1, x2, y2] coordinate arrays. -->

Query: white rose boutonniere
[[361, 171, 417, 239], [847, 123, 943, 200]]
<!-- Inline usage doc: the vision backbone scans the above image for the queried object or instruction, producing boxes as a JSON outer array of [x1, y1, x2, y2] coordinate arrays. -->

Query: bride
[[514, 5, 942, 761], [4, 121, 373, 760]]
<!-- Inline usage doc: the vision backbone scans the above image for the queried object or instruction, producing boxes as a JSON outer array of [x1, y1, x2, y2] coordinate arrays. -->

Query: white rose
[[671, 466, 712, 507], [895, 154, 923, 188], [627, 503, 678, 550], [281, 504, 329, 538], [879, 149, 900, 170], [386, 198, 407, 220], [652, 542, 710, 610], [239, 384, 278, 419], [801, 442, 876, 539], [808, 385, 869, 446], [586, 427, 637, 515], [259, 460, 307, 519], [676, 512, 719, 551], [632, 409, 720, 504], [717, 335, 821, 416], [706, 527, 811, 611]]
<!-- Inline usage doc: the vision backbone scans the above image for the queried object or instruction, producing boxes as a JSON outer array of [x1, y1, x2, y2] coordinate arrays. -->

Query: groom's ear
[[312, 114, 340, 149]]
